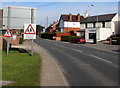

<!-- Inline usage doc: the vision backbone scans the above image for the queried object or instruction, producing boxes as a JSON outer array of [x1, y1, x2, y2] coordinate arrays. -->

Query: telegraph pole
[[46, 16, 48, 28]]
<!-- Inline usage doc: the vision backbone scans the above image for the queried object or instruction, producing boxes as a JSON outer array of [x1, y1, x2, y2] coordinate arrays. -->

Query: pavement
[[82, 41, 120, 53], [49, 39, 119, 54]]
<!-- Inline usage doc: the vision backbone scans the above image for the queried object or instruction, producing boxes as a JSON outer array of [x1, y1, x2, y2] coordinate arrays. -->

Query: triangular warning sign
[[24, 24, 36, 34], [3, 29, 12, 37]]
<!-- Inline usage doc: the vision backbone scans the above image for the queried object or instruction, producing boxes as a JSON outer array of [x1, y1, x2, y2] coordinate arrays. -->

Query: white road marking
[[71, 48, 83, 53], [89, 54, 112, 64]]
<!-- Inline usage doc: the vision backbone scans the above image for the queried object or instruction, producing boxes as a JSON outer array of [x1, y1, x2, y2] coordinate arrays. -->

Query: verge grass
[[2, 49, 41, 86]]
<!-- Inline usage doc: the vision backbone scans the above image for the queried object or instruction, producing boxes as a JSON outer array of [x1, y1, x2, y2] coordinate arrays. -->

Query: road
[[34, 38, 119, 86]]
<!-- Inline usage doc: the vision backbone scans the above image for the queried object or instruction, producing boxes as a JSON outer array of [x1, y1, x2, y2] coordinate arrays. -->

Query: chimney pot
[[77, 13, 80, 21], [69, 13, 72, 21]]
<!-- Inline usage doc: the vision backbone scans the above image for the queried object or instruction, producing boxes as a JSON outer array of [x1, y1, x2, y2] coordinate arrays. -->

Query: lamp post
[[88, 4, 99, 43]]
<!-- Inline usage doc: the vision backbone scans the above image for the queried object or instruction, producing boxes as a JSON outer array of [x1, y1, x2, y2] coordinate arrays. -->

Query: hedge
[[40, 32, 56, 40], [19, 38, 23, 44], [61, 35, 82, 42], [112, 37, 120, 45]]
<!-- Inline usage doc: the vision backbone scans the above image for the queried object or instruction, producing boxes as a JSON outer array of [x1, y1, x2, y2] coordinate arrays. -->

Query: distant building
[[77, 13, 120, 42], [46, 21, 60, 33], [59, 13, 84, 33]]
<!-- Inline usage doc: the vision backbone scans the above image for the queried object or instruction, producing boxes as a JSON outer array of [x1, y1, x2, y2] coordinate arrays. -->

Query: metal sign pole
[[6, 6, 11, 56], [31, 39, 33, 56], [6, 38, 9, 56], [31, 8, 34, 56]]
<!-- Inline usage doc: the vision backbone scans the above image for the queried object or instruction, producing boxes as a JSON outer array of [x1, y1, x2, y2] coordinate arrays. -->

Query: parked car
[[70, 37, 86, 44]]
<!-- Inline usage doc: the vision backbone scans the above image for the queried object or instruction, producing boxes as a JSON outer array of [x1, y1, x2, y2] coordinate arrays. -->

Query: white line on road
[[71, 48, 83, 53], [89, 54, 112, 64]]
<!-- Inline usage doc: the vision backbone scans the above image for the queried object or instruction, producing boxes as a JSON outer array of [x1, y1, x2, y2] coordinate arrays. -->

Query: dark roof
[[81, 13, 117, 23], [60, 14, 84, 22]]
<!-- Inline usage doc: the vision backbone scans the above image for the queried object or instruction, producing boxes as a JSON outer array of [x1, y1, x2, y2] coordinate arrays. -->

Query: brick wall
[[10, 35, 22, 45], [0, 35, 3, 50], [64, 27, 80, 33]]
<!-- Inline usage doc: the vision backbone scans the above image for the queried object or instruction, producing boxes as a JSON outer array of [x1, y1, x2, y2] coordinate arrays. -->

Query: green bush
[[19, 38, 23, 44], [61, 35, 82, 42], [112, 37, 120, 45]]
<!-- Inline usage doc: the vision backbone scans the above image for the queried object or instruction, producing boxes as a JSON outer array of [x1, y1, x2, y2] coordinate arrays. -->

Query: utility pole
[[46, 16, 48, 28]]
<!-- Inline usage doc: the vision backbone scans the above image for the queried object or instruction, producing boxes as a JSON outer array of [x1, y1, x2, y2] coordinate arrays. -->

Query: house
[[78, 13, 120, 42], [46, 21, 60, 33], [59, 13, 84, 33]]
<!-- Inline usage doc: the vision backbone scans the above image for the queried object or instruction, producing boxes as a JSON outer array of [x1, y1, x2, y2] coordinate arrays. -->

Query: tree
[[36, 25, 45, 35]]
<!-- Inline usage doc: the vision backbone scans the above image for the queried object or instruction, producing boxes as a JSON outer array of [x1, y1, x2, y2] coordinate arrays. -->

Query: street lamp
[[88, 4, 99, 43]]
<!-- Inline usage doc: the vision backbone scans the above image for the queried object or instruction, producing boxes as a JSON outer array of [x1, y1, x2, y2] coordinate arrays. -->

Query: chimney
[[69, 13, 72, 21], [77, 13, 80, 21]]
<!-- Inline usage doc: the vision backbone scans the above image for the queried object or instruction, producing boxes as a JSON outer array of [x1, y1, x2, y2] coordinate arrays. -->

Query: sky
[[0, 1, 119, 27]]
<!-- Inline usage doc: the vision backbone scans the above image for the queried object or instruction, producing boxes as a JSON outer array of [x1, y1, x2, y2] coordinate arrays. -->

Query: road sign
[[24, 24, 36, 39], [3, 28, 12, 37], [24, 24, 36, 34]]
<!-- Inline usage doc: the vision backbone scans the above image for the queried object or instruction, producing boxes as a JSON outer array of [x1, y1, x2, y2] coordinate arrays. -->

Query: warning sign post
[[24, 24, 36, 39], [3, 28, 12, 37], [3, 28, 12, 56], [24, 24, 36, 56]]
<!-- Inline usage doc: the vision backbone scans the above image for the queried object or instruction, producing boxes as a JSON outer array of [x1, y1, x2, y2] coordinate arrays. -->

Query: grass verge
[[2, 48, 41, 86]]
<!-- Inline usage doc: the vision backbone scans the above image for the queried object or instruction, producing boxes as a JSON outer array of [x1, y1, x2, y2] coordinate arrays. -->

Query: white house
[[77, 13, 120, 42], [59, 13, 84, 33]]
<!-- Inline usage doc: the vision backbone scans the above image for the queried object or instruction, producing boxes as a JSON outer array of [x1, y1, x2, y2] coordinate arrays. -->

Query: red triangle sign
[[3, 29, 12, 37], [24, 24, 36, 34]]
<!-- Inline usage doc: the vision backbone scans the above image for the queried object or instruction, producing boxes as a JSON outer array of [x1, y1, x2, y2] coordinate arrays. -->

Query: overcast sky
[[1, 1, 119, 27]]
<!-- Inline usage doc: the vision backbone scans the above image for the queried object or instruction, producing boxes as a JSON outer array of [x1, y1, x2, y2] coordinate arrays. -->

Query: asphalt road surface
[[34, 38, 119, 86]]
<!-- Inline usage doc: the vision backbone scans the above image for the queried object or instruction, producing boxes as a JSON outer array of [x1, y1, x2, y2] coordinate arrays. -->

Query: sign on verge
[[24, 24, 36, 39], [3, 28, 12, 37]]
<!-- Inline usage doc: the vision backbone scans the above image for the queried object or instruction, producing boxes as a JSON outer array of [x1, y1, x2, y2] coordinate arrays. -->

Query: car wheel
[[77, 41, 81, 44]]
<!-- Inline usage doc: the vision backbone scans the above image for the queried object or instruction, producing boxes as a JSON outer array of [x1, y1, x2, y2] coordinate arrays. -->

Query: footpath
[[12, 40, 68, 86], [83, 41, 120, 53]]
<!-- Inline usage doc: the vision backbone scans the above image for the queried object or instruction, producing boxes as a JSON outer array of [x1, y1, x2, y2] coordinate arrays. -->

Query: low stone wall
[[1, 35, 22, 50]]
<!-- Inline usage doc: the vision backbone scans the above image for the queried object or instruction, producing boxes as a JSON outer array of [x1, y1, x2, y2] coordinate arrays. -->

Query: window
[[93, 23, 96, 28], [89, 33, 96, 39], [85, 23, 87, 28], [102, 22, 105, 28]]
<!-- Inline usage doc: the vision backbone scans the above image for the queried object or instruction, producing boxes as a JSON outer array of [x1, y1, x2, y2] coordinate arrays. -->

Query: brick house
[[46, 21, 60, 33], [59, 13, 84, 33]]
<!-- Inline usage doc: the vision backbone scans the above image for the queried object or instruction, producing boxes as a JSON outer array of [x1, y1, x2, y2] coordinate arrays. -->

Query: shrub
[[61, 35, 70, 42], [61, 35, 82, 42], [40, 32, 49, 39], [19, 38, 23, 44], [40, 32, 56, 40], [112, 37, 120, 45]]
